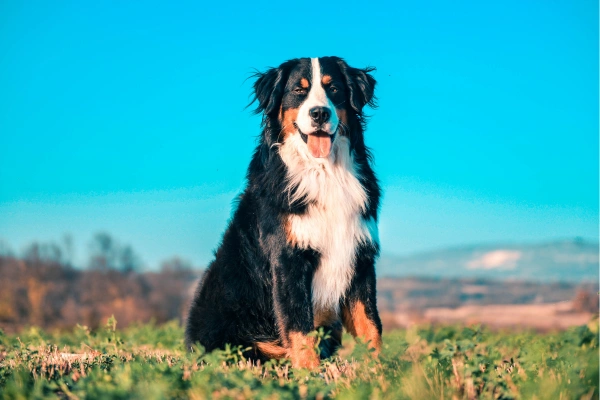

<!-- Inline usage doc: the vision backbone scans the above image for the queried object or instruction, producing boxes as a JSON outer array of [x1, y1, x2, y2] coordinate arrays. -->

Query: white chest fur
[[278, 135, 379, 313]]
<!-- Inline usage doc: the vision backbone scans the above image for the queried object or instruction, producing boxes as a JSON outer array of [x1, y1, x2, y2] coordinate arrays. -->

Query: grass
[[0, 317, 598, 399]]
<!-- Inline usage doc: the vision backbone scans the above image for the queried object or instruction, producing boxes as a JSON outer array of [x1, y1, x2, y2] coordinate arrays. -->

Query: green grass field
[[1, 318, 598, 399]]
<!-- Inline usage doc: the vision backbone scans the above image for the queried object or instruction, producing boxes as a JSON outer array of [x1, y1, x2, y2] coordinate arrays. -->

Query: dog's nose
[[309, 107, 331, 125]]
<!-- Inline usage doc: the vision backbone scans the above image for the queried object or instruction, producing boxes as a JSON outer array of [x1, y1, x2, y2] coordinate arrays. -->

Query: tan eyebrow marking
[[300, 78, 309, 88], [321, 75, 332, 85]]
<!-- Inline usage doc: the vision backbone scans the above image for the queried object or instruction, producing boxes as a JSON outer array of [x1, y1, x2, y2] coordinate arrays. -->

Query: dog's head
[[251, 57, 376, 159]]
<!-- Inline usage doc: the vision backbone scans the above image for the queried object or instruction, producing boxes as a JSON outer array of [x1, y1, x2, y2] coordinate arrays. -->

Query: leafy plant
[[0, 319, 597, 399]]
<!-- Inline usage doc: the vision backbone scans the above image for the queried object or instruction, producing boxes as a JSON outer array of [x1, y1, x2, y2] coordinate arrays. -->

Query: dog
[[185, 56, 382, 368]]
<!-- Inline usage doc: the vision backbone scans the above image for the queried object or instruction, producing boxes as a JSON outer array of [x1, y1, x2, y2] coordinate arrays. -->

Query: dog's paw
[[291, 348, 320, 369], [289, 332, 320, 369]]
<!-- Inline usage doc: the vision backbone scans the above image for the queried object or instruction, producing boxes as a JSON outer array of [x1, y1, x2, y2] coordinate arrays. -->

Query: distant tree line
[[0, 233, 201, 333], [1, 232, 146, 273], [0, 234, 597, 334]]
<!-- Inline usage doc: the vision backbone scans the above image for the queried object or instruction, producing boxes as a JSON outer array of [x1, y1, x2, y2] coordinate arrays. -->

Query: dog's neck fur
[[278, 133, 378, 313]]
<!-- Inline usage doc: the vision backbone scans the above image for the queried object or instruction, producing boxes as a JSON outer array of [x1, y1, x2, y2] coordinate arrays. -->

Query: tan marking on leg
[[342, 301, 382, 355], [289, 332, 319, 369], [321, 75, 332, 85], [255, 341, 288, 359], [300, 78, 309, 88]]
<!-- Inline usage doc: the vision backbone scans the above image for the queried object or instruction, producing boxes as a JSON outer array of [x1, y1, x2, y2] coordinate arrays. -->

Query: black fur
[[186, 57, 381, 361]]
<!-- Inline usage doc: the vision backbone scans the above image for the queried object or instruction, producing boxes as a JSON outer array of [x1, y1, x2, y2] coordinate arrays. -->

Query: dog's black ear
[[336, 59, 377, 115], [250, 61, 294, 116]]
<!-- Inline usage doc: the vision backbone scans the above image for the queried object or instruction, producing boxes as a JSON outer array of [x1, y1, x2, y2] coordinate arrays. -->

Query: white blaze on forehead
[[308, 58, 328, 106], [294, 58, 339, 138]]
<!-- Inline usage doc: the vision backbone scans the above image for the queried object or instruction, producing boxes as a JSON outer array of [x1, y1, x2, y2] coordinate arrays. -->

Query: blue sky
[[0, 0, 597, 268]]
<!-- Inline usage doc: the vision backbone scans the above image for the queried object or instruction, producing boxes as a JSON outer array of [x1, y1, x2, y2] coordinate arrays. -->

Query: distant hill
[[377, 239, 599, 282]]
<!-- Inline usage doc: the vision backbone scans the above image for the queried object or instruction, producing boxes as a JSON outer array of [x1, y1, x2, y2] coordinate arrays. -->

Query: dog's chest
[[285, 155, 377, 313]]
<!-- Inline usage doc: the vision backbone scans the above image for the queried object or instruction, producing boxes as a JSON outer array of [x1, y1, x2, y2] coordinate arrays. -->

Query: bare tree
[[119, 245, 141, 273], [88, 233, 118, 270], [22, 242, 63, 265], [88, 232, 141, 272], [62, 234, 74, 267], [160, 256, 193, 272], [0, 240, 13, 257]]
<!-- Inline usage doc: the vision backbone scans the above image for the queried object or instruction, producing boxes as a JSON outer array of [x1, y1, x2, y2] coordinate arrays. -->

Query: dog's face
[[252, 57, 376, 159], [280, 58, 343, 158]]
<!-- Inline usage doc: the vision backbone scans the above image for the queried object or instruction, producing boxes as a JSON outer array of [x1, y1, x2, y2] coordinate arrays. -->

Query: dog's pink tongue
[[307, 133, 332, 158]]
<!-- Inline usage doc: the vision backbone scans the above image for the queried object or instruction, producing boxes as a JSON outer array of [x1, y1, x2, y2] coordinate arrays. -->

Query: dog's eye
[[294, 88, 307, 95], [329, 86, 338, 93]]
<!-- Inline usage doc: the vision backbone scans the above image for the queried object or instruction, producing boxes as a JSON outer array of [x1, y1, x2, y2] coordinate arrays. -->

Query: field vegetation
[[1, 237, 598, 398], [1, 318, 597, 399]]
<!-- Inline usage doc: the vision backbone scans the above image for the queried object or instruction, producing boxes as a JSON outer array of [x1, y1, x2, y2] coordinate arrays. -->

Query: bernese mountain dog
[[185, 56, 381, 368]]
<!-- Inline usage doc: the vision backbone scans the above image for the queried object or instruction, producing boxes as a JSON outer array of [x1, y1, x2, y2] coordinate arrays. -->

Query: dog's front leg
[[272, 248, 320, 369], [342, 244, 382, 355]]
